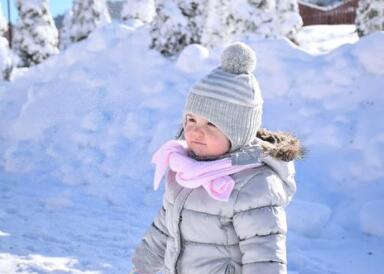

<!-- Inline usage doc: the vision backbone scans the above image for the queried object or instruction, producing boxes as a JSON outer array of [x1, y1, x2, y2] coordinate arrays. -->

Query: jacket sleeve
[[232, 167, 289, 274], [132, 204, 169, 274]]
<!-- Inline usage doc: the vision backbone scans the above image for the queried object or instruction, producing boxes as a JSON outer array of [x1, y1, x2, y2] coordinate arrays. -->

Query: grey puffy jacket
[[132, 129, 302, 274]]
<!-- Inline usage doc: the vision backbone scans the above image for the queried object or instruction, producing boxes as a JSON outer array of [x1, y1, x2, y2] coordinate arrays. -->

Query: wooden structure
[[299, 0, 359, 25]]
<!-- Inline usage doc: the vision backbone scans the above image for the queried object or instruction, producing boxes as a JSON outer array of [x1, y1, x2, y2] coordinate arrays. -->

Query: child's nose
[[192, 126, 204, 138]]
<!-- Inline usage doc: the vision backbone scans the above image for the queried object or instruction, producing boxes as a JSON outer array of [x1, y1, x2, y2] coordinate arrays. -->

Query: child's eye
[[207, 122, 216, 127], [187, 118, 196, 123]]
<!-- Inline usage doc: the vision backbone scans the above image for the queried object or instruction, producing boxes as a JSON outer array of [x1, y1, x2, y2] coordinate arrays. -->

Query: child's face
[[184, 113, 230, 157]]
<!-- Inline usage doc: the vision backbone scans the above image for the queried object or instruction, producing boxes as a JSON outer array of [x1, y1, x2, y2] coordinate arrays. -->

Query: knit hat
[[183, 42, 263, 151]]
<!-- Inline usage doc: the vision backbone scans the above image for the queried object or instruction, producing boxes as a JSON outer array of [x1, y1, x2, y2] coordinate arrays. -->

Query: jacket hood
[[229, 128, 303, 200]]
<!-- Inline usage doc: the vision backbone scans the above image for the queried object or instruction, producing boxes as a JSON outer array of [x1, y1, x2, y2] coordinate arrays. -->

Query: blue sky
[[1, 0, 72, 21], [1, 0, 120, 22]]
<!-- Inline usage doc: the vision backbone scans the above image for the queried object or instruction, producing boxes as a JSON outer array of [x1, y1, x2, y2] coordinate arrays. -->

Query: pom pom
[[220, 42, 256, 74]]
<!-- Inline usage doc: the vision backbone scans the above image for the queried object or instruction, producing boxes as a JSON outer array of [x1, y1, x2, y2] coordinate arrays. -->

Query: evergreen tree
[[12, 0, 59, 66], [356, 0, 384, 37], [201, 0, 232, 48], [228, 0, 276, 39], [121, 0, 156, 24], [69, 0, 111, 43], [227, 0, 302, 41], [0, 3, 12, 80], [59, 10, 73, 50], [176, 0, 207, 44], [150, 0, 190, 56], [275, 0, 303, 42]]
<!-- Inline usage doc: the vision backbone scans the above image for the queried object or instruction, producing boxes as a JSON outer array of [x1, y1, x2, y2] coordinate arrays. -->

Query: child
[[132, 42, 302, 274]]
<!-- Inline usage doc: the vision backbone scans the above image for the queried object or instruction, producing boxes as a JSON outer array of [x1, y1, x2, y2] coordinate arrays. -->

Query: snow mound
[[352, 32, 384, 75], [0, 22, 383, 201], [1, 21, 384, 274], [287, 200, 332, 237], [176, 44, 210, 74]]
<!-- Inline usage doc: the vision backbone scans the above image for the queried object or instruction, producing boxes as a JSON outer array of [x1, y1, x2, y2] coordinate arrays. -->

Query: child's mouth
[[192, 141, 206, 146]]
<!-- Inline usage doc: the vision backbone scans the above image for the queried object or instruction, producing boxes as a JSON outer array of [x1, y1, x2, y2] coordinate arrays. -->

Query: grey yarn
[[220, 42, 257, 74], [184, 42, 263, 151]]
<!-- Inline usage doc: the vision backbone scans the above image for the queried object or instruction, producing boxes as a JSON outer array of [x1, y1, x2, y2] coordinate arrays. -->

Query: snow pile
[[352, 33, 384, 74], [1, 23, 183, 188], [0, 23, 384, 273], [0, 253, 94, 274], [176, 44, 210, 73]]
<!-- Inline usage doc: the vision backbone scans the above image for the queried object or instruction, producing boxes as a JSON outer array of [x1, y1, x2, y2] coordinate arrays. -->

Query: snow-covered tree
[[228, 0, 276, 39], [12, 0, 59, 67], [176, 0, 207, 44], [201, 0, 232, 48], [121, 0, 156, 24], [356, 0, 384, 37], [150, 0, 190, 56], [226, 0, 302, 42], [275, 0, 303, 42], [0, 3, 12, 80], [59, 10, 72, 50], [0, 36, 13, 80], [0, 3, 8, 38], [151, 0, 302, 55], [69, 0, 111, 43]]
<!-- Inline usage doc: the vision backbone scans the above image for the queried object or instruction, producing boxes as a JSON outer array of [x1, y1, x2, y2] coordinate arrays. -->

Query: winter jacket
[[132, 129, 302, 274]]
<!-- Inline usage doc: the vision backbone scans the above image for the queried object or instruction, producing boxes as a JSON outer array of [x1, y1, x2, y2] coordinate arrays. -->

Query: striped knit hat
[[184, 42, 263, 151]]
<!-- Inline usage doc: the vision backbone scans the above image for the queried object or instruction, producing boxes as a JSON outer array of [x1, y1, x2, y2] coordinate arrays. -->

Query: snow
[[121, 0, 156, 23], [0, 37, 11, 75], [287, 200, 332, 237], [176, 44, 210, 73], [360, 200, 384, 238], [69, 0, 111, 45], [0, 22, 384, 273], [352, 33, 384, 74], [355, 0, 384, 37], [12, 0, 58, 66], [296, 24, 359, 54]]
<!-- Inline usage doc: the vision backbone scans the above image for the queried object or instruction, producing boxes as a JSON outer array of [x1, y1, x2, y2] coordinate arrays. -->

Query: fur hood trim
[[256, 128, 303, 162]]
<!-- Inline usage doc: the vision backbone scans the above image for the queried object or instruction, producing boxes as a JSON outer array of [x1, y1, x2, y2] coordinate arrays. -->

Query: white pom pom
[[220, 42, 256, 74]]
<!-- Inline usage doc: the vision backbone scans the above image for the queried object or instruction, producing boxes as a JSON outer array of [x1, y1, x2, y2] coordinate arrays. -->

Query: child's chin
[[192, 149, 220, 158], [191, 149, 207, 157], [189, 147, 208, 157]]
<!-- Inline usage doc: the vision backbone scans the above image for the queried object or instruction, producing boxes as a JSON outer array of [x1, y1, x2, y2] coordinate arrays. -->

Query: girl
[[132, 42, 302, 274]]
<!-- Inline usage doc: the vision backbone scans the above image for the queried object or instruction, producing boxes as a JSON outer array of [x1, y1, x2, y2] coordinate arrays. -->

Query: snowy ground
[[296, 25, 359, 54], [0, 24, 383, 274]]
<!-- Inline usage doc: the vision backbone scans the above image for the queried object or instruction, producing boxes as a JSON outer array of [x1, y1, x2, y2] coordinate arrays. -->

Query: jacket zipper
[[173, 188, 192, 274]]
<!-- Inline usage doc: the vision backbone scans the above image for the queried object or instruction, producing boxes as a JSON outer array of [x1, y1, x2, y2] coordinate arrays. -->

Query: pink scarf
[[152, 140, 262, 202]]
